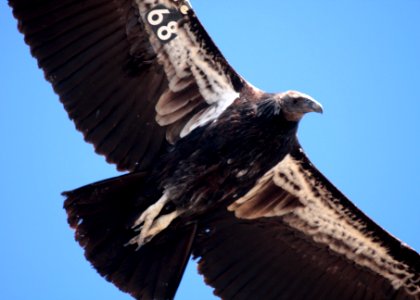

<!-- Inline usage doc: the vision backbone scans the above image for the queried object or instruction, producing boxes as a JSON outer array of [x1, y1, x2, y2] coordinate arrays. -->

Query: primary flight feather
[[9, 0, 420, 299]]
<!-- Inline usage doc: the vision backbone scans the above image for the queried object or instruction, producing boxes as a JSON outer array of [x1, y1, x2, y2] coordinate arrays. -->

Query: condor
[[9, 0, 420, 299]]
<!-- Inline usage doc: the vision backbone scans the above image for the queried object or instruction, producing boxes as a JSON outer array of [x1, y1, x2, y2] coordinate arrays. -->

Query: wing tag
[[146, 4, 186, 43]]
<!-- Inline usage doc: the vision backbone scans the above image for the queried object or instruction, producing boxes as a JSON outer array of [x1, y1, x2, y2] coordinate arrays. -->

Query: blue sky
[[1, 1, 419, 299]]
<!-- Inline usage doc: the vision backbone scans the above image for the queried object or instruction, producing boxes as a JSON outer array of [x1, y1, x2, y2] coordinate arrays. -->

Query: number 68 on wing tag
[[146, 5, 185, 43]]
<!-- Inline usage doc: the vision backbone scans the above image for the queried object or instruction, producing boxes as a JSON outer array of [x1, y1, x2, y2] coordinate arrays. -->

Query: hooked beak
[[308, 98, 323, 114]]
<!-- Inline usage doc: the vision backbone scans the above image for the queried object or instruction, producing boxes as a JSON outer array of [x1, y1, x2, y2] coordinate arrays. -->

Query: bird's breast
[[158, 119, 298, 216]]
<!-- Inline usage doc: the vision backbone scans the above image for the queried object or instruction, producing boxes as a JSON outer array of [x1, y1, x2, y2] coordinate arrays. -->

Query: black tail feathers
[[63, 173, 197, 300]]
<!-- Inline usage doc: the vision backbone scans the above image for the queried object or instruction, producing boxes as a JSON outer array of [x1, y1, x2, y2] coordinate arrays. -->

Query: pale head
[[277, 90, 323, 121]]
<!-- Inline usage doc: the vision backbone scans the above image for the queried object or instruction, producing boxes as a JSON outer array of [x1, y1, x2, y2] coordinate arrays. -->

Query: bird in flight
[[9, 0, 420, 299]]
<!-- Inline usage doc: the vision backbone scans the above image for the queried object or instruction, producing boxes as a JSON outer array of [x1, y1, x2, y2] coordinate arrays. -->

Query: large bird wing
[[194, 146, 420, 300], [9, 0, 247, 171]]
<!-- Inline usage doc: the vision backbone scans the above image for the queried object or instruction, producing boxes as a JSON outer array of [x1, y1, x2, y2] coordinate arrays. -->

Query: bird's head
[[276, 90, 323, 122]]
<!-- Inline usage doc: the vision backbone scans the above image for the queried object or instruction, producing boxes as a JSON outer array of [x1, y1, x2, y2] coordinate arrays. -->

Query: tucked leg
[[127, 194, 180, 249]]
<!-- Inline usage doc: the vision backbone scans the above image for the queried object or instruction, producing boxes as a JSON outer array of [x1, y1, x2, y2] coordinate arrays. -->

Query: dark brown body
[[157, 97, 299, 214]]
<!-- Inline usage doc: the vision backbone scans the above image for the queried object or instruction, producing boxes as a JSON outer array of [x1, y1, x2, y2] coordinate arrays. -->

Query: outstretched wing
[[9, 0, 247, 171], [194, 146, 420, 300]]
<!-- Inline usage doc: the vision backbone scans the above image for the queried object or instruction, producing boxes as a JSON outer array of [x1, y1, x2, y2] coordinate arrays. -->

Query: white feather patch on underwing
[[230, 153, 418, 293], [277, 154, 417, 292], [228, 168, 304, 219], [136, 0, 239, 137]]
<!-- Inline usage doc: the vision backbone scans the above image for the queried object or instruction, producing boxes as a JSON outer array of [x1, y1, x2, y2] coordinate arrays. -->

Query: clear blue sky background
[[1, 1, 419, 299]]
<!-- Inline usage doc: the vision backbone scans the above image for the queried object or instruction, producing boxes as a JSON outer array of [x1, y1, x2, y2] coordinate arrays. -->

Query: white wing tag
[[146, 5, 184, 43]]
